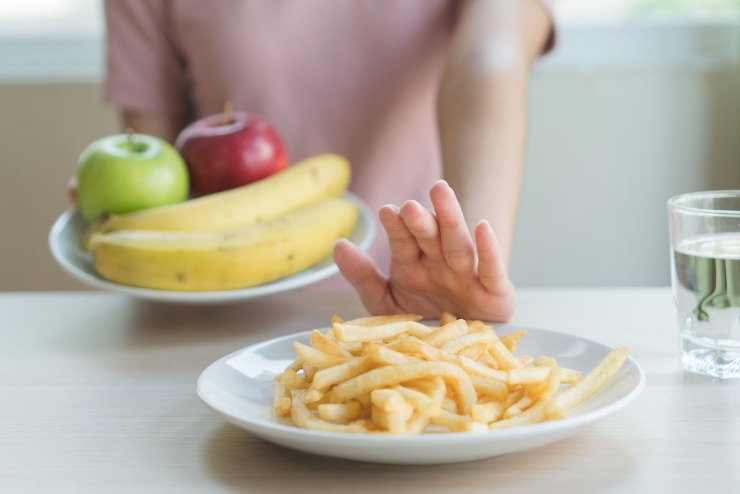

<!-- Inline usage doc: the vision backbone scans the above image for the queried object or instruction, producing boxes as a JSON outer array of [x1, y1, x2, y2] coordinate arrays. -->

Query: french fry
[[371, 389, 408, 412], [423, 319, 469, 347], [430, 410, 488, 432], [330, 362, 477, 414], [392, 385, 442, 417], [507, 366, 551, 385], [302, 362, 318, 382], [354, 391, 372, 407], [309, 330, 353, 358], [506, 387, 525, 407], [478, 353, 501, 369], [364, 342, 424, 366], [489, 340, 523, 370], [337, 340, 364, 356], [285, 359, 304, 373], [518, 355, 534, 367], [536, 365, 564, 402], [309, 356, 375, 391], [372, 403, 414, 433], [293, 342, 350, 369], [343, 313, 423, 326], [552, 347, 630, 412], [459, 356, 508, 382], [560, 368, 582, 385], [387, 336, 459, 365], [503, 395, 535, 418], [405, 414, 430, 434], [470, 374, 508, 401], [427, 376, 447, 404], [534, 356, 557, 367], [370, 388, 415, 433], [290, 391, 368, 433], [465, 319, 494, 334], [441, 397, 459, 413], [489, 401, 550, 430], [273, 376, 291, 417], [303, 387, 326, 404], [318, 401, 363, 421], [441, 332, 500, 355], [471, 400, 506, 423], [333, 321, 433, 342], [439, 311, 457, 326], [457, 342, 488, 361], [281, 369, 309, 390], [533, 355, 580, 383], [500, 330, 526, 352]]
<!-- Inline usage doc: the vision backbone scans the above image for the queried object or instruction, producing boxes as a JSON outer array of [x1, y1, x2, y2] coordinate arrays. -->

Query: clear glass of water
[[668, 190, 740, 379]]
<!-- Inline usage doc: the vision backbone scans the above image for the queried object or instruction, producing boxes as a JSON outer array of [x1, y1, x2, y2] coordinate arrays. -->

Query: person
[[102, 0, 555, 322]]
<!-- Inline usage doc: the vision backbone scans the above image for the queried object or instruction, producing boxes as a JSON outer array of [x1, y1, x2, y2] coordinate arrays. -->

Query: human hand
[[333, 180, 515, 322]]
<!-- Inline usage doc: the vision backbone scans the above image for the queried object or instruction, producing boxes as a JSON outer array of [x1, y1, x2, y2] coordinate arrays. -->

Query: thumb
[[333, 239, 396, 314]]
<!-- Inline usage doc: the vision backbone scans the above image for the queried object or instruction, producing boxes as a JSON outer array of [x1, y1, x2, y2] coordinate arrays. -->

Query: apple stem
[[126, 127, 136, 152], [223, 100, 233, 125]]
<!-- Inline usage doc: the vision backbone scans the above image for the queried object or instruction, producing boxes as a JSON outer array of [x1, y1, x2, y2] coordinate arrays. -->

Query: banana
[[89, 153, 351, 237], [87, 197, 358, 291]]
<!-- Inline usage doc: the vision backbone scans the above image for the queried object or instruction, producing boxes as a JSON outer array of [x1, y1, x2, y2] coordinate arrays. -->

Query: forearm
[[438, 67, 529, 267], [436, 0, 551, 267]]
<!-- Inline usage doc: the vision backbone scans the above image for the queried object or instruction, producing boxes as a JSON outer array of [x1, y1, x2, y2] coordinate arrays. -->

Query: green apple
[[76, 133, 190, 223]]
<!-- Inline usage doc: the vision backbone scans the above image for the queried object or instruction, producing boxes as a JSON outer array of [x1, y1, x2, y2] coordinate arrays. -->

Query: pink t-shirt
[[103, 0, 554, 285]]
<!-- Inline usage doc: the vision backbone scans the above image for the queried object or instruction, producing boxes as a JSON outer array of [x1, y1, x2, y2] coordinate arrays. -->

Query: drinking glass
[[668, 190, 740, 379]]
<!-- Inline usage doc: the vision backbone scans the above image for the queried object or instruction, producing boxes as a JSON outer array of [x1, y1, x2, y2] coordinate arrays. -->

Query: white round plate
[[197, 326, 645, 465], [48, 192, 376, 304]]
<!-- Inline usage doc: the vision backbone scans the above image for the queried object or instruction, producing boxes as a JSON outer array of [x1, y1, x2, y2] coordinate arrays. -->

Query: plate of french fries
[[197, 313, 645, 464]]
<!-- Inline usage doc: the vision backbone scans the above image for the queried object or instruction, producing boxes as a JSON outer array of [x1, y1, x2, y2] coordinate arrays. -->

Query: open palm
[[334, 180, 515, 322]]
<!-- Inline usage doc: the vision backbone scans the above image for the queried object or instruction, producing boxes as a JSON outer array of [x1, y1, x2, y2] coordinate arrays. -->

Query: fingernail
[[476, 219, 496, 237], [401, 200, 421, 211], [381, 204, 401, 213]]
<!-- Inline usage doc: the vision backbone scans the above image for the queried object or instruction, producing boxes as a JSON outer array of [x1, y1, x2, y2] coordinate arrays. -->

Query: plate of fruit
[[49, 120, 375, 303]]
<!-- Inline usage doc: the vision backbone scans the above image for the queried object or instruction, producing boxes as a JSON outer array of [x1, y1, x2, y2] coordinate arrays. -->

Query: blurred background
[[0, 0, 738, 292]]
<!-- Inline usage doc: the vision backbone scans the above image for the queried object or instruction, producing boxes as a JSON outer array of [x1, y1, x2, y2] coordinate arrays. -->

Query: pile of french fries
[[273, 313, 630, 434]]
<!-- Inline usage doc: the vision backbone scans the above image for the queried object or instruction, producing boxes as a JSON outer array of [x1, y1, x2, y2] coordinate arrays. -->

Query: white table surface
[[1, 288, 738, 493]]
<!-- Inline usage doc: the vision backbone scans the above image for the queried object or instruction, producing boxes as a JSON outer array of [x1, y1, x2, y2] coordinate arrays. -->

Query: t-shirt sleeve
[[456, 0, 557, 56], [102, 0, 191, 117]]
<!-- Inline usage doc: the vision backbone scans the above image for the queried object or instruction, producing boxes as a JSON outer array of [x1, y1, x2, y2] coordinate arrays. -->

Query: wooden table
[[1, 288, 738, 493]]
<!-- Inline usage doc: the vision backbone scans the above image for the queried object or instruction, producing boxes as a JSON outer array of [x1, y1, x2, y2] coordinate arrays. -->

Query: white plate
[[197, 326, 645, 465], [48, 192, 375, 304]]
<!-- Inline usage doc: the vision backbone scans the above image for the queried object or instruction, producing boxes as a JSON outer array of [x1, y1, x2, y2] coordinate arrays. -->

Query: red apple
[[175, 110, 289, 196]]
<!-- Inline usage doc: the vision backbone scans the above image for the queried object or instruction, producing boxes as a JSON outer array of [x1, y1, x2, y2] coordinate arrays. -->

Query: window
[[556, 0, 739, 23], [0, 0, 102, 82], [543, 0, 739, 71], [0, 0, 102, 37]]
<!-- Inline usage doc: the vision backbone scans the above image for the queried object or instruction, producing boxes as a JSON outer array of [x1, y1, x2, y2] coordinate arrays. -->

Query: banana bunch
[[84, 154, 358, 291]]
